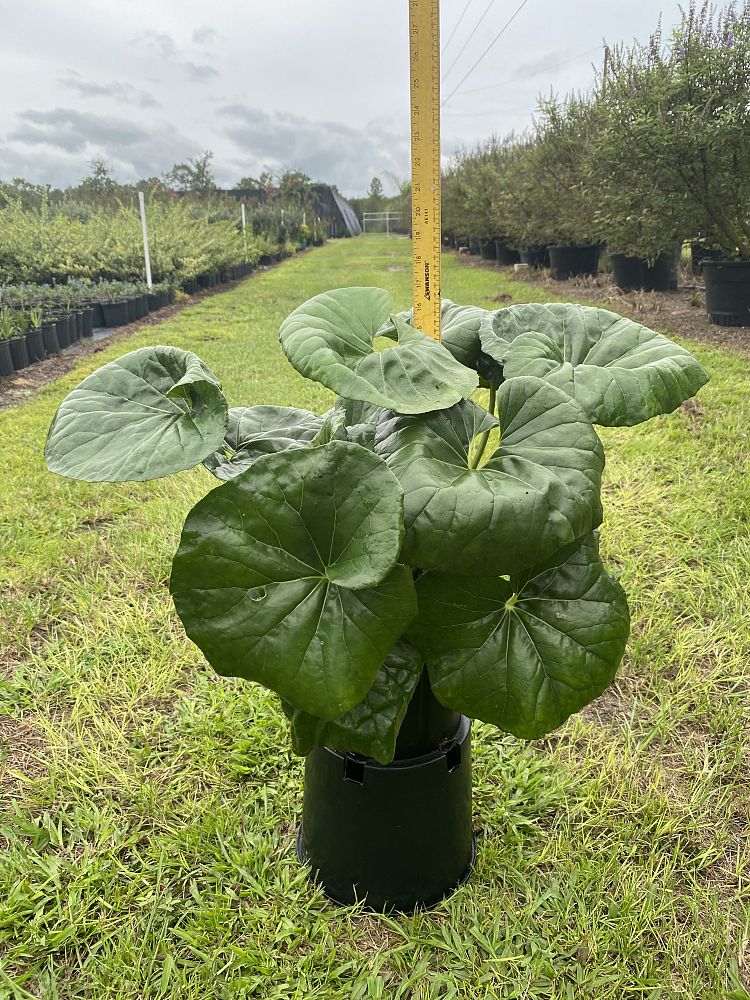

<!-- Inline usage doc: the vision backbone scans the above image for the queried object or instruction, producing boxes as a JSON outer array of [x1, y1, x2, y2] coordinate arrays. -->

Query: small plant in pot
[[0, 308, 17, 377], [526, 94, 604, 280], [45, 288, 708, 911]]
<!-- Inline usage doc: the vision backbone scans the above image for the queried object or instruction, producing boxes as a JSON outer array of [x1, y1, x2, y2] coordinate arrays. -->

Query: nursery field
[[1, 238, 749, 998]]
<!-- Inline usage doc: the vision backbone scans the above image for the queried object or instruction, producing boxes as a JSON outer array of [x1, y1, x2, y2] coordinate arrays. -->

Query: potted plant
[[44, 288, 708, 911], [0, 308, 16, 376], [3, 308, 30, 371], [24, 305, 47, 362], [596, 2, 750, 315], [488, 138, 553, 269], [527, 95, 604, 280]]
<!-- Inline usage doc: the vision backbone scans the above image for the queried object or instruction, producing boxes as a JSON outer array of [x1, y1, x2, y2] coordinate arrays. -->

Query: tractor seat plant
[[45, 286, 708, 909]]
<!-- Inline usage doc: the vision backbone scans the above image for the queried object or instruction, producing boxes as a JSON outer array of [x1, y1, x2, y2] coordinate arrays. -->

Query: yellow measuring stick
[[409, 0, 442, 342]]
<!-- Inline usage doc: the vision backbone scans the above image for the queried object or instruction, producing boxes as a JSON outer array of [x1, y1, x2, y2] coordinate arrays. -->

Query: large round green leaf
[[480, 303, 709, 426], [279, 287, 478, 414], [408, 534, 630, 739], [375, 378, 604, 575], [203, 405, 324, 480], [170, 441, 417, 719], [379, 299, 500, 384], [45, 346, 228, 482], [282, 640, 423, 764]]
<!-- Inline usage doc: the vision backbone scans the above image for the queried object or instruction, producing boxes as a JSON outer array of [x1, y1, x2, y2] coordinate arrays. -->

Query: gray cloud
[[10, 108, 152, 152], [507, 50, 571, 82], [58, 70, 160, 109], [129, 30, 218, 83], [4, 107, 201, 185], [131, 30, 178, 60], [219, 104, 410, 192], [184, 62, 219, 82], [192, 27, 219, 46]]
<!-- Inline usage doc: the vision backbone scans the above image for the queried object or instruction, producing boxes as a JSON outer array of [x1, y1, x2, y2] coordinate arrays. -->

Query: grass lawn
[[1, 237, 748, 999]]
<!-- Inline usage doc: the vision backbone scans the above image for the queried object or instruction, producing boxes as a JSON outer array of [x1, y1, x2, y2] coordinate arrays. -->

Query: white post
[[241, 203, 248, 263], [138, 191, 153, 290], [386, 212, 390, 237]]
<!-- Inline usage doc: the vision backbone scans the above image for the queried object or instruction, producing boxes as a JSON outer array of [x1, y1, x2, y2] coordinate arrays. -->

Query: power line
[[442, 0, 500, 82], [449, 45, 601, 98], [442, 0, 533, 106], [442, 0, 475, 57]]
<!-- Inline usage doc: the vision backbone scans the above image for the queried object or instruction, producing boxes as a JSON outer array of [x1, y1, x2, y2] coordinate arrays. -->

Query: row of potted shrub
[[0, 248, 317, 379], [445, 235, 690, 292], [442, 2, 750, 327]]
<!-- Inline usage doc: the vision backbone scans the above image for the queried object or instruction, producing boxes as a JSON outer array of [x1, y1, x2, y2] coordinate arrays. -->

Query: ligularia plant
[[46, 289, 708, 763]]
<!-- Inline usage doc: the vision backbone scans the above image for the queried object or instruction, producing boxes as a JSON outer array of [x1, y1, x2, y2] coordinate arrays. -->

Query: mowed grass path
[[1, 238, 748, 999]]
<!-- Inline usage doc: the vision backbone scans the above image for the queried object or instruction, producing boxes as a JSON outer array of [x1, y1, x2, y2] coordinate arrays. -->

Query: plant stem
[[469, 385, 497, 470]]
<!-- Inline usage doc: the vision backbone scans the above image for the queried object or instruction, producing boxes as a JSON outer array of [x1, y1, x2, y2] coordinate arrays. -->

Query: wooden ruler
[[409, 0, 441, 342]]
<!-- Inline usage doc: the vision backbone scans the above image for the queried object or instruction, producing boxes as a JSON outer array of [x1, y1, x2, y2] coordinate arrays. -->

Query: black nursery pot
[[610, 249, 679, 292], [548, 244, 602, 281], [519, 245, 551, 268], [0, 339, 13, 377], [54, 315, 71, 349], [643, 249, 680, 292], [82, 308, 94, 338], [702, 259, 750, 327], [480, 238, 497, 261], [609, 253, 644, 292], [41, 323, 60, 356], [8, 335, 30, 370], [90, 302, 105, 327], [297, 671, 475, 912], [102, 301, 130, 328], [495, 240, 520, 266], [26, 327, 46, 362], [147, 293, 161, 312]]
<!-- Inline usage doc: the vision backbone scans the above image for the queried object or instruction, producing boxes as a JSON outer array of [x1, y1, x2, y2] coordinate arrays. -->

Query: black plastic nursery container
[[610, 250, 680, 292], [91, 302, 105, 327], [495, 240, 520, 266], [480, 239, 497, 261], [26, 327, 46, 363], [41, 323, 60, 356], [102, 301, 130, 328], [8, 335, 29, 370], [147, 293, 161, 312], [297, 671, 475, 912], [519, 245, 551, 269], [53, 316, 71, 349], [0, 340, 13, 377], [548, 244, 602, 281], [82, 308, 94, 338], [702, 259, 750, 327]]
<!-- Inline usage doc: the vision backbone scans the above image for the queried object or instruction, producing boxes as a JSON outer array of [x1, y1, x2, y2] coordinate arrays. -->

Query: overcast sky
[[0, 0, 690, 197]]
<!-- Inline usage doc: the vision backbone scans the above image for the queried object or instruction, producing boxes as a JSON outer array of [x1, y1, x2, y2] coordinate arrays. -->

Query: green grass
[[1, 237, 749, 999]]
